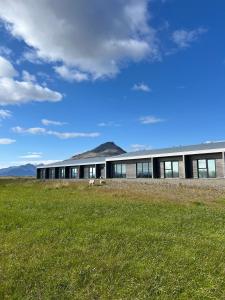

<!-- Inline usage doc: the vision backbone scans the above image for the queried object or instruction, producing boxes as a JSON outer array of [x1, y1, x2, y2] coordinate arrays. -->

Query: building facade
[[37, 142, 225, 180]]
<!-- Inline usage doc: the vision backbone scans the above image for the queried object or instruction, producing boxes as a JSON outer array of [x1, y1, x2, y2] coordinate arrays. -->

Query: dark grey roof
[[37, 156, 106, 169], [38, 141, 225, 168], [106, 141, 225, 160]]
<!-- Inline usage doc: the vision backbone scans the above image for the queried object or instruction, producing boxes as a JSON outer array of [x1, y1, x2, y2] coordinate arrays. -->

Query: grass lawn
[[1, 179, 225, 299]]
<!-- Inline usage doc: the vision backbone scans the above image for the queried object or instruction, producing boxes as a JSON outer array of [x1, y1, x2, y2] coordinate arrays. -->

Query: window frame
[[164, 161, 179, 178], [113, 163, 126, 178], [197, 159, 216, 178], [59, 167, 65, 179], [136, 162, 152, 178], [71, 167, 79, 179], [89, 166, 96, 178], [49, 168, 55, 179]]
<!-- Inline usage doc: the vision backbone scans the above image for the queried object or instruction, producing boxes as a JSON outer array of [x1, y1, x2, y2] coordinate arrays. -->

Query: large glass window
[[198, 159, 216, 178], [113, 163, 126, 178], [49, 168, 55, 179], [71, 167, 79, 179], [59, 167, 65, 179], [164, 161, 179, 178], [89, 166, 96, 178], [136, 162, 152, 178]]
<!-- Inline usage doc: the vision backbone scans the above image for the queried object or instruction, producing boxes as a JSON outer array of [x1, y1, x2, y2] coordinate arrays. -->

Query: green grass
[[1, 179, 225, 299]]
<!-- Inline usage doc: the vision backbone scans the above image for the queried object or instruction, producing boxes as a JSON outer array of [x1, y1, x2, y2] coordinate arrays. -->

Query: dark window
[[71, 167, 79, 178], [89, 166, 96, 178], [136, 162, 152, 178], [113, 163, 126, 178], [198, 159, 216, 178], [164, 161, 179, 178], [40, 169, 45, 179], [49, 168, 55, 179], [59, 168, 65, 179]]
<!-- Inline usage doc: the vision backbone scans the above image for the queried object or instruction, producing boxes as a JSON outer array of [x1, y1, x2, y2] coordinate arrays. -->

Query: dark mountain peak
[[71, 142, 126, 159]]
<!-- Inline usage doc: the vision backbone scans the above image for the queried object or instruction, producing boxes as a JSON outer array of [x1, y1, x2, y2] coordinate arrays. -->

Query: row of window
[[113, 159, 217, 179], [39, 159, 217, 179]]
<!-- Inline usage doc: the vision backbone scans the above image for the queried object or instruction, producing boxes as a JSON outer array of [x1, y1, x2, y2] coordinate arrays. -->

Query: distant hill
[[0, 164, 37, 177], [0, 142, 126, 176], [71, 142, 126, 159]]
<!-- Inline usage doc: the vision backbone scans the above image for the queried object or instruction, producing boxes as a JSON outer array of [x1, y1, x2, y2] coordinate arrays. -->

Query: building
[[37, 141, 225, 180]]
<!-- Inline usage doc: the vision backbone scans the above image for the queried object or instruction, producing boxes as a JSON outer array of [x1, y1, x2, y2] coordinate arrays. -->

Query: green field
[[1, 179, 225, 299]]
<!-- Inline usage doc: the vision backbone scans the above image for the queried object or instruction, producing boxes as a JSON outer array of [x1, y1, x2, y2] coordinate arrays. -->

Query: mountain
[[0, 142, 125, 176], [0, 164, 37, 177], [71, 141, 126, 159]]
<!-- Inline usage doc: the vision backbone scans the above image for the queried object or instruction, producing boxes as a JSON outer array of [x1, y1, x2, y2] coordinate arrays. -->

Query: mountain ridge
[[0, 142, 126, 176], [71, 141, 126, 159]]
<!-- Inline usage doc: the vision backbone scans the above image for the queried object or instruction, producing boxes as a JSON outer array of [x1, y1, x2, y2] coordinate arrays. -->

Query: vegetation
[[1, 178, 225, 299]]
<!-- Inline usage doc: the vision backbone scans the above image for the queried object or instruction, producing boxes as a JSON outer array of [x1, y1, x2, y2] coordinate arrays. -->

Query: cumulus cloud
[[54, 65, 89, 82], [0, 109, 11, 119], [0, 56, 18, 77], [0, 0, 159, 78], [12, 126, 100, 139], [0, 138, 15, 144], [0, 56, 62, 105], [22, 70, 36, 82], [41, 119, 66, 126], [132, 83, 151, 92], [139, 115, 164, 124], [172, 27, 207, 48]]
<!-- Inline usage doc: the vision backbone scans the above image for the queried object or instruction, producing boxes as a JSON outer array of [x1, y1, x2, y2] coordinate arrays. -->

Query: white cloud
[[131, 144, 152, 151], [0, 109, 11, 119], [0, 46, 12, 57], [97, 121, 120, 127], [20, 49, 43, 64], [19, 152, 43, 159], [139, 115, 164, 124], [0, 138, 15, 144], [12, 126, 46, 134], [12, 126, 100, 139], [47, 130, 100, 139], [0, 56, 62, 105], [22, 70, 36, 82], [54, 65, 88, 82], [0, 0, 159, 78], [132, 83, 151, 92], [0, 56, 18, 78], [172, 27, 207, 48], [41, 119, 66, 126]]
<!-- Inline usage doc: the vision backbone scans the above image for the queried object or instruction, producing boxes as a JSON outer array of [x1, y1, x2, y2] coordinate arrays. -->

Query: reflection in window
[[49, 168, 55, 179], [113, 163, 126, 178], [198, 159, 216, 178], [40, 169, 45, 179], [89, 166, 96, 178], [59, 167, 65, 179], [71, 167, 79, 178], [137, 162, 152, 178], [164, 161, 179, 178]]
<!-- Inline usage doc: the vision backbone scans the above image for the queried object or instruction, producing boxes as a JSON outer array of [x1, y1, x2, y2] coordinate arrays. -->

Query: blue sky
[[0, 0, 224, 167]]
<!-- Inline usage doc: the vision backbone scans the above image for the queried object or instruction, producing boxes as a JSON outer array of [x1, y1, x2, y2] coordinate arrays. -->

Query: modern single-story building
[[37, 141, 225, 180]]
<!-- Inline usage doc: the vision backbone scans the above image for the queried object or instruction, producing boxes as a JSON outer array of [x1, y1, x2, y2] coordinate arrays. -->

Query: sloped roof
[[37, 156, 106, 169], [106, 141, 225, 160], [37, 141, 225, 168]]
